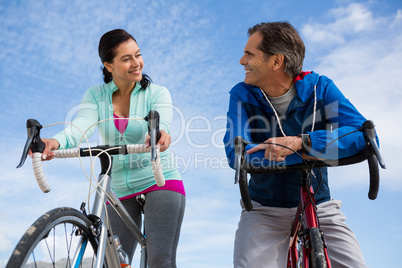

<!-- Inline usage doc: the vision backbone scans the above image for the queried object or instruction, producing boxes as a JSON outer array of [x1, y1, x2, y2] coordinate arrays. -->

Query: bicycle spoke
[[8, 208, 98, 268]]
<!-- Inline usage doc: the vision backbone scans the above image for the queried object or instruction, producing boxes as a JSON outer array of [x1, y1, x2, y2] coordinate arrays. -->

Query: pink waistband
[[119, 180, 186, 201]]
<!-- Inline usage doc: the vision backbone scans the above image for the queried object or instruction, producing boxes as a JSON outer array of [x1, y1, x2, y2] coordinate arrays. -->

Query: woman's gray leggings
[[107, 190, 186, 268]]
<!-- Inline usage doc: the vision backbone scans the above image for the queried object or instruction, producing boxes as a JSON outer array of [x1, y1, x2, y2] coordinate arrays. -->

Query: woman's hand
[[28, 138, 60, 161], [246, 136, 303, 162], [145, 130, 171, 152]]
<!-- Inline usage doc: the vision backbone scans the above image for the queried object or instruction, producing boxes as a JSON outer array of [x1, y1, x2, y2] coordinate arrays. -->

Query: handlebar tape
[[362, 120, 382, 200], [367, 154, 379, 200], [127, 144, 165, 187], [239, 168, 253, 211], [32, 153, 50, 193], [32, 145, 165, 193]]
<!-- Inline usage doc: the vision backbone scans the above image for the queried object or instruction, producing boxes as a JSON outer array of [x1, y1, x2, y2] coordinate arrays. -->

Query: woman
[[35, 29, 186, 267]]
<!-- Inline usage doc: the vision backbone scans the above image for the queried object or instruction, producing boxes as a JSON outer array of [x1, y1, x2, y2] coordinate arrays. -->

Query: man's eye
[[136, 54, 142, 58]]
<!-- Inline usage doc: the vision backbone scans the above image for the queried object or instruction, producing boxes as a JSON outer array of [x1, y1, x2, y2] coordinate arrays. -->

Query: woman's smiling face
[[104, 38, 144, 85]]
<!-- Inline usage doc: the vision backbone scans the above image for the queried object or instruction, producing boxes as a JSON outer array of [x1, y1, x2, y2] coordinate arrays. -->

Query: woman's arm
[[52, 88, 99, 149]]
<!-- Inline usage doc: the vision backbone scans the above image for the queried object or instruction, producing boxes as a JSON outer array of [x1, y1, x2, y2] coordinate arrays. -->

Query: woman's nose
[[132, 58, 140, 66]]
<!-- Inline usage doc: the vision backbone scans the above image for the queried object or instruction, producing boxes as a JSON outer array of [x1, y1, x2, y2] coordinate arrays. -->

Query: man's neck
[[260, 77, 293, 97]]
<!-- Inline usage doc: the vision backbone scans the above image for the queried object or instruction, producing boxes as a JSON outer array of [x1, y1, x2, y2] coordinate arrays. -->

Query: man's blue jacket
[[223, 71, 367, 208]]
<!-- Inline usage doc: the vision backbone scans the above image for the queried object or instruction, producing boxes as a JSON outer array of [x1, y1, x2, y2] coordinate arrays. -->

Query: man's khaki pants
[[234, 199, 367, 268]]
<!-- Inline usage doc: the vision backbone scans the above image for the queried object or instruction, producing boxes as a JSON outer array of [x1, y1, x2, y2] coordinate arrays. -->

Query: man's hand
[[246, 136, 303, 161]]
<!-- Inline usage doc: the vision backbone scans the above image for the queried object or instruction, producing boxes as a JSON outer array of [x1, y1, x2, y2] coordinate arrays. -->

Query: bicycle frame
[[287, 170, 331, 268], [233, 120, 385, 268], [72, 154, 148, 268], [11, 110, 165, 268]]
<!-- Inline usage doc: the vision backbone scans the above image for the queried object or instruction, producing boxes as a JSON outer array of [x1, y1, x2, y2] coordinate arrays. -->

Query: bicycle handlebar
[[17, 111, 164, 193], [234, 120, 386, 210]]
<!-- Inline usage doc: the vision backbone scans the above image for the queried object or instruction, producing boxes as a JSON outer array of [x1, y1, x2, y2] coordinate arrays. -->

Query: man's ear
[[272, 54, 285, 71]]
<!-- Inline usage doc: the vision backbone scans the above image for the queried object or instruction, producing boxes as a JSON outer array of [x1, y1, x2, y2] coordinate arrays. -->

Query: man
[[223, 21, 368, 268]]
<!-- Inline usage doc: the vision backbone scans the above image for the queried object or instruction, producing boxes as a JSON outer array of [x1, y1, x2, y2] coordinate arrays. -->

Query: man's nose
[[239, 54, 246, 65]]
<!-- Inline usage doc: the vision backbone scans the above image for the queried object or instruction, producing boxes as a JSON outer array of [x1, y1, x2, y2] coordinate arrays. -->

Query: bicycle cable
[[243, 127, 364, 215], [76, 117, 145, 214], [43, 117, 147, 215]]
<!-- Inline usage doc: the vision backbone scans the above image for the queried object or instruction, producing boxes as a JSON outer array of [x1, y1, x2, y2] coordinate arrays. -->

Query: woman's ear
[[104, 62, 113, 73]]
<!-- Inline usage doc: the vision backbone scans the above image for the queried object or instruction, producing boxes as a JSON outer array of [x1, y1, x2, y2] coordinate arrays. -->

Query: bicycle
[[233, 120, 386, 268], [6, 110, 165, 268]]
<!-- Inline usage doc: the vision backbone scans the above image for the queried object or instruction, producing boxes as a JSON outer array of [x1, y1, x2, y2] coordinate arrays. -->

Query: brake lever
[[145, 110, 161, 161], [234, 136, 245, 184], [233, 136, 253, 211], [362, 120, 386, 169], [17, 119, 46, 168]]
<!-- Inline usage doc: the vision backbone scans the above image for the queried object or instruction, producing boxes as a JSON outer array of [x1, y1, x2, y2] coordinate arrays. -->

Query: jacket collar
[[248, 71, 319, 101], [105, 80, 142, 95], [293, 71, 320, 103]]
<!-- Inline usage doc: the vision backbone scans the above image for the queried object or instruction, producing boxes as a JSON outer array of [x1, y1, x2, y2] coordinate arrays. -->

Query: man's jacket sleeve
[[308, 78, 367, 159]]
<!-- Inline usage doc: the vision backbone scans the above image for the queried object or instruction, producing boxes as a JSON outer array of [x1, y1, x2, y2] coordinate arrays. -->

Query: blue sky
[[1, 0, 401, 267]]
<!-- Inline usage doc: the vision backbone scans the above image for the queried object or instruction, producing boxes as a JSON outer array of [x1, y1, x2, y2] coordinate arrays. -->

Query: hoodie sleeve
[[308, 77, 367, 159], [223, 85, 252, 169], [52, 87, 99, 149], [149, 86, 173, 134]]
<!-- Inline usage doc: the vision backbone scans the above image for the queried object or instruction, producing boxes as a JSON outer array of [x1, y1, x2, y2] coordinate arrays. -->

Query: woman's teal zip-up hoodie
[[53, 81, 182, 198], [223, 71, 366, 208]]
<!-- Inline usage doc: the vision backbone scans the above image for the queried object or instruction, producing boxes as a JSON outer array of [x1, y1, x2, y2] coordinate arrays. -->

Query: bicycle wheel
[[6, 207, 100, 268], [308, 227, 328, 268]]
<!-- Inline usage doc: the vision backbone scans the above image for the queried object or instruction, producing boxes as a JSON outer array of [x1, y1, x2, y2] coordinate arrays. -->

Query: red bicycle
[[233, 120, 386, 268]]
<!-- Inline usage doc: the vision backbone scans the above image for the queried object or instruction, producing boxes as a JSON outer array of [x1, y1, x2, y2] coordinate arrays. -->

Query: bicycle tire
[[6, 207, 100, 268], [309, 227, 328, 268]]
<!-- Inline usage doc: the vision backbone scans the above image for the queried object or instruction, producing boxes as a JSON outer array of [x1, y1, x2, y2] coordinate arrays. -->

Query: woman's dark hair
[[98, 29, 151, 90], [248, 21, 305, 78]]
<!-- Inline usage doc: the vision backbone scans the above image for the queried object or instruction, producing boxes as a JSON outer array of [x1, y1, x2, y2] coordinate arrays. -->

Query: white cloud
[[302, 4, 402, 191], [329, 3, 376, 31], [302, 3, 380, 50], [392, 9, 402, 27]]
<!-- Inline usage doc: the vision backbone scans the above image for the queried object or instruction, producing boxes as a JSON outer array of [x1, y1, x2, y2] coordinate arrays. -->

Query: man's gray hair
[[248, 21, 305, 78]]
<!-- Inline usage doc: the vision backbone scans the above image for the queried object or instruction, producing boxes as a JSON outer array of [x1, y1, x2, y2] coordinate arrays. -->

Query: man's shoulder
[[294, 71, 335, 101], [230, 82, 258, 98], [230, 81, 254, 91]]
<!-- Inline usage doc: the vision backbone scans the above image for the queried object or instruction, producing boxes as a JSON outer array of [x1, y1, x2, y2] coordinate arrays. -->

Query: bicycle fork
[[70, 155, 147, 267], [288, 170, 331, 268]]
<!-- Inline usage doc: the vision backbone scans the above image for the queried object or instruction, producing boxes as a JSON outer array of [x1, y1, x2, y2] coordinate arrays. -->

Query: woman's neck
[[113, 78, 137, 96], [112, 81, 136, 117]]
